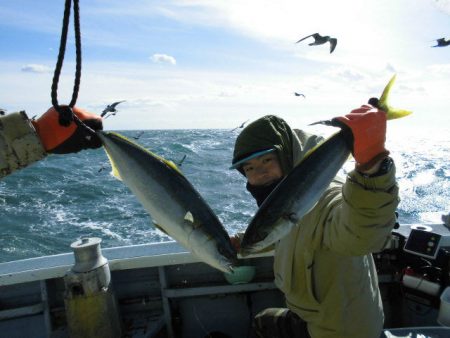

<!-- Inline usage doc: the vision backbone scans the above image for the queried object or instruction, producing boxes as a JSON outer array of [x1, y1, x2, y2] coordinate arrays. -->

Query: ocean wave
[[1, 128, 448, 263]]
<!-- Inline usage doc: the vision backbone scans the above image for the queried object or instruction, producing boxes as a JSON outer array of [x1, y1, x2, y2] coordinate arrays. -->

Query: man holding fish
[[2, 76, 407, 338], [229, 92, 404, 337]]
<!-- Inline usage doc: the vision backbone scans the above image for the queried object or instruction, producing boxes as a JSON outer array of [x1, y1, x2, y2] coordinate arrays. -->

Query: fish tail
[[309, 74, 412, 127], [385, 107, 412, 120], [378, 74, 412, 120]]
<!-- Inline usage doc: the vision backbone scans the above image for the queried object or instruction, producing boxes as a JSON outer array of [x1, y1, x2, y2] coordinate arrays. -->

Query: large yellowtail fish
[[240, 75, 412, 255], [97, 132, 237, 273]]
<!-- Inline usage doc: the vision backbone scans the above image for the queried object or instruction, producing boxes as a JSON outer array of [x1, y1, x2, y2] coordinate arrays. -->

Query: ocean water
[[0, 127, 449, 263]]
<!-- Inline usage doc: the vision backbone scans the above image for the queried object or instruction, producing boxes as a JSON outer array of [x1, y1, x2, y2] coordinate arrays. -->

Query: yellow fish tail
[[378, 74, 413, 120]]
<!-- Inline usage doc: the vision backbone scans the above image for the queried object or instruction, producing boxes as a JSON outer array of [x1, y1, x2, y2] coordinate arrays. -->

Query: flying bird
[[296, 33, 337, 53], [98, 163, 109, 173], [231, 120, 249, 132], [176, 154, 187, 167], [132, 131, 144, 140], [432, 38, 450, 47], [294, 92, 305, 98], [101, 100, 126, 118]]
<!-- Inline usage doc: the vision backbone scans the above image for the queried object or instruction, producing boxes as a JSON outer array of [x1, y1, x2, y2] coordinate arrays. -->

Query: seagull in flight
[[432, 38, 450, 47], [176, 154, 187, 167], [294, 92, 305, 98], [98, 163, 109, 173], [296, 33, 337, 53], [101, 100, 126, 118], [231, 120, 249, 132], [132, 131, 144, 140]]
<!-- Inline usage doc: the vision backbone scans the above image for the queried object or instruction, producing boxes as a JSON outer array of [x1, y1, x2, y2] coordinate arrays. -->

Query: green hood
[[231, 115, 295, 175]]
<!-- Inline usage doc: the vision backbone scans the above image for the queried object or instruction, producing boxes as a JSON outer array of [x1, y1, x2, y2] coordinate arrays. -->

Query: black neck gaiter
[[246, 178, 284, 207]]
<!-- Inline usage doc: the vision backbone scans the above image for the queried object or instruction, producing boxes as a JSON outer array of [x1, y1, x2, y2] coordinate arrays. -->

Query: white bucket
[[438, 287, 450, 326]]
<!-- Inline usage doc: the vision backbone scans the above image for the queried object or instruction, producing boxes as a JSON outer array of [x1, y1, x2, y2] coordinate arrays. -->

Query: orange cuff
[[32, 107, 77, 152]]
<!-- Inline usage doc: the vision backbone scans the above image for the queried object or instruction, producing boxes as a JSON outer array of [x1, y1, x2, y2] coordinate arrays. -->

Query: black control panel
[[403, 229, 442, 259]]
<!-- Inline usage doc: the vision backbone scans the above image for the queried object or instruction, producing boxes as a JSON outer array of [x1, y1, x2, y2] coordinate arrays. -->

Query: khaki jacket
[[0, 112, 46, 178], [274, 129, 399, 338]]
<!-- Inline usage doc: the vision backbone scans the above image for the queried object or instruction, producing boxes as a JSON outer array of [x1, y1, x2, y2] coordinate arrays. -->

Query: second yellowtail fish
[[240, 75, 412, 255]]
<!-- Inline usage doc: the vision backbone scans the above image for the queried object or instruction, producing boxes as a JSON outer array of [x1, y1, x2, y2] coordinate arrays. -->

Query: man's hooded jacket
[[232, 115, 399, 338]]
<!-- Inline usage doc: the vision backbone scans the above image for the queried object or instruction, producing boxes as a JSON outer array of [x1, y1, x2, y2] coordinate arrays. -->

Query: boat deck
[[0, 241, 282, 337], [2, 227, 450, 337]]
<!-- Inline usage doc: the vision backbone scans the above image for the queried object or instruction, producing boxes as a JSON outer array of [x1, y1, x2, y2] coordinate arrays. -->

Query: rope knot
[[56, 105, 75, 126]]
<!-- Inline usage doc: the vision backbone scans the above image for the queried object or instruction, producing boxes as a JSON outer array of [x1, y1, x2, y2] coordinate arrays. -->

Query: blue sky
[[0, 0, 449, 130]]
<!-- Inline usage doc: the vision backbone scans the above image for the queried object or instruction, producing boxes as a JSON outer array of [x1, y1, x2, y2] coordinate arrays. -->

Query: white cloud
[[21, 64, 52, 73], [427, 63, 450, 75], [329, 67, 365, 82], [385, 63, 397, 74], [150, 54, 177, 65], [432, 0, 450, 14], [1, 1, 449, 129], [2, 57, 448, 130]]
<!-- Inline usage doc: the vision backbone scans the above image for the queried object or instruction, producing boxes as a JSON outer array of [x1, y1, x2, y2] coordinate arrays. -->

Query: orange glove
[[32, 106, 103, 154], [333, 104, 389, 171]]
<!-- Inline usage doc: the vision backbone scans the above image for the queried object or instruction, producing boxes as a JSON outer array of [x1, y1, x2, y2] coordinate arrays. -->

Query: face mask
[[246, 178, 284, 207]]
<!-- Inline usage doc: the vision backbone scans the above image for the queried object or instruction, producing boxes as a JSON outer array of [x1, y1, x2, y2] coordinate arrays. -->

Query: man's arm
[[0, 111, 46, 178], [0, 107, 103, 179], [318, 104, 400, 255], [322, 162, 399, 255]]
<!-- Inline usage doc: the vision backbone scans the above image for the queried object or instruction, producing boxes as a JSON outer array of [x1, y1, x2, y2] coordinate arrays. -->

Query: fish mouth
[[213, 258, 235, 273], [223, 263, 235, 273]]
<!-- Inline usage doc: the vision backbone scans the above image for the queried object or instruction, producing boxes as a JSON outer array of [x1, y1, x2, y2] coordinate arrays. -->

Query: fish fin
[[285, 212, 299, 224], [103, 149, 123, 181], [378, 74, 413, 120], [183, 211, 203, 229], [184, 211, 194, 223], [385, 107, 412, 120], [308, 119, 334, 127], [164, 159, 183, 174], [346, 153, 353, 162]]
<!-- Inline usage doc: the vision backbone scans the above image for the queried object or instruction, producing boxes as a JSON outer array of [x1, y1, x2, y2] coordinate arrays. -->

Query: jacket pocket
[[305, 254, 320, 305]]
